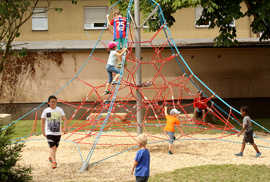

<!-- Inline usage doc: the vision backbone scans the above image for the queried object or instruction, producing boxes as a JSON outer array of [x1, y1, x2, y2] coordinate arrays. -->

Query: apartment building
[[3, 0, 270, 105]]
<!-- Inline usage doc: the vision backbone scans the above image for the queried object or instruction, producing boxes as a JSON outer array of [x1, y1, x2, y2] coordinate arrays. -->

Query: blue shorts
[[167, 131, 176, 144], [106, 64, 120, 83]]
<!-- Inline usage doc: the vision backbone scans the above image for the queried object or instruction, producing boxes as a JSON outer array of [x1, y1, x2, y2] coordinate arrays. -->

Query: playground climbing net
[[4, 0, 270, 170]]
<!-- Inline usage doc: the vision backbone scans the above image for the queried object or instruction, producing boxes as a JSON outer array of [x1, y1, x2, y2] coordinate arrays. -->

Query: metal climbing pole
[[134, 0, 143, 134]]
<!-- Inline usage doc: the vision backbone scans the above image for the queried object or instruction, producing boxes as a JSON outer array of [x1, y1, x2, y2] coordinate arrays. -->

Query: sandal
[[52, 161, 57, 169]]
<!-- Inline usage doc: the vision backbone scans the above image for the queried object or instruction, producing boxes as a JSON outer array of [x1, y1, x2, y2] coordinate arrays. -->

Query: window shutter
[[195, 6, 210, 27], [84, 7, 107, 24], [32, 8, 48, 30], [84, 7, 108, 29], [195, 6, 203, 21]]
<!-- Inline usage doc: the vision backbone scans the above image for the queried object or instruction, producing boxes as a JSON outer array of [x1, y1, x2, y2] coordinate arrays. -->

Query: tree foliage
[[109, 0, 270, 47], [0, 1, 40, 62], [198, 0, 270, 46], [0, 0, 75, 99], [0, 126, 32, 182], [0, 0, 75, 70]]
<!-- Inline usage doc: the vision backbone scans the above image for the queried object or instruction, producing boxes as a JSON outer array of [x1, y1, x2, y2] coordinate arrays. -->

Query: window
[[195, 6, 235, 28], [84, 7, 108, 30], [32, 8, 48, 31], [195, 6, 210, 28]]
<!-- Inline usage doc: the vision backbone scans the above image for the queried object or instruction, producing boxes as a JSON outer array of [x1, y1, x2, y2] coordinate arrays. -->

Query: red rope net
[[42, 26, 239, 148]]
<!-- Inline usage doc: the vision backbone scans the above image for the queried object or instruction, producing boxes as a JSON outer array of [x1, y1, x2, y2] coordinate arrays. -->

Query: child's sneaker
[[168, 150, 173, 155], [51, 161, 57, 169], [256, 152, 261, 158], [235, 152, 243, 157], [112, 81, 118, 85], [103, 90, 111, 95]]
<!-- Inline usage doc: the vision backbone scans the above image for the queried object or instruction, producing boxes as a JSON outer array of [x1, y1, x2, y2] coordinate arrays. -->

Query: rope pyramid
[[57, 24, 239, 147]]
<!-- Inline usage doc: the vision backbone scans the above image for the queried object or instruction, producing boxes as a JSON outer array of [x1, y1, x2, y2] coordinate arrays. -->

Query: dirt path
[[20, 132, 270, 182]]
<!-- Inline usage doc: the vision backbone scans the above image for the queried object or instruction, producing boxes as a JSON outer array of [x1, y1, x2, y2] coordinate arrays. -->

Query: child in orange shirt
[[164, 106, 183, 154]]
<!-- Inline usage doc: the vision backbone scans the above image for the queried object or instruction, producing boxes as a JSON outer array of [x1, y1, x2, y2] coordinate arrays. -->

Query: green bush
[[0, 125, 32, 182]]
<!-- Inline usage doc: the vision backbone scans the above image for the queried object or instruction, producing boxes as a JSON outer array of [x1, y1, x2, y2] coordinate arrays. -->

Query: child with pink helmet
[[104, 41, 127, 95]]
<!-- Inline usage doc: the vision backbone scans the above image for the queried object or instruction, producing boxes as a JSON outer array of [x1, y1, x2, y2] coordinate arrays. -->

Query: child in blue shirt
[[131, 134, 150, 182]]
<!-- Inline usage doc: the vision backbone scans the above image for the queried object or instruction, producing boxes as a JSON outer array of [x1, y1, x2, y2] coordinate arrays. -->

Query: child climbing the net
[[107, 10, 127, 50], [104, 41, 127, 95], [193, 91, 213, 123]]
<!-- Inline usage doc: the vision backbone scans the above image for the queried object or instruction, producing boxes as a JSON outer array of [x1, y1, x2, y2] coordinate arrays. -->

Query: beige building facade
[[17, 0, 257, 41], [1, 0, 270, 104]]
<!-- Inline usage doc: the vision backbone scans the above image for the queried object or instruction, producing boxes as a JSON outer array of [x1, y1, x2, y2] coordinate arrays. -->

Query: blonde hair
[[113, 10, 120, 16], [137, 134, 147, 146]]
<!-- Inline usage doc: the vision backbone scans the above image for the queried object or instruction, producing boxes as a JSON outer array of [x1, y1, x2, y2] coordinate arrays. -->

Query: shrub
[[0, 125, 32, 182]]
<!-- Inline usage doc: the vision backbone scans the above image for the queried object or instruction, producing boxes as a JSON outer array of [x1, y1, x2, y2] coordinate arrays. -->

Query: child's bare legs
[[235, 141, 245, 156], [202, 109, 206, 122], [169, 143, 173, 153], [236, 142, 261, 157], [164, 131, 173, 154], [240, 142, 246, 153], [104, 83, 111, 92], [50, 146, 57, 162], [167, 132, 174, 154], [49, 146, 58, 168], [192, 109, 197, 124], [252, 143, 260, 153]]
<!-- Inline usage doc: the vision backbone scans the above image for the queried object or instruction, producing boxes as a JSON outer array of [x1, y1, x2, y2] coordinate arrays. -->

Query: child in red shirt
[[193, 91, 212, 123], [107, 10, 127, 50]]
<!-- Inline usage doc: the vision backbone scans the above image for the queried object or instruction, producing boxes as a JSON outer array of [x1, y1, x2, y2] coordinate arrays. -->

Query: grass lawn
[[9, 118, 270, 139], [127, 164, 270, 182], [10, 120, 85, 139], [10, 120, 41, 139], [10, 120, 223, 139]]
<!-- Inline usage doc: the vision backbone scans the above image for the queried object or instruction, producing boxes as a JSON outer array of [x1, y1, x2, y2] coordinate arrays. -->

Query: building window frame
[[32, 8, 48, 31], [195, 6, 210, 28], [84, 6, 108, 30]]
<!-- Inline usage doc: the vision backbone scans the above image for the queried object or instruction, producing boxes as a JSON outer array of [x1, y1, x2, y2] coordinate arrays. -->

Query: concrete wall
[[182, 48, 270, 98], [1, 47, 270, 103], [16, 0, 255, 42], [0, 48, 191, 103]]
